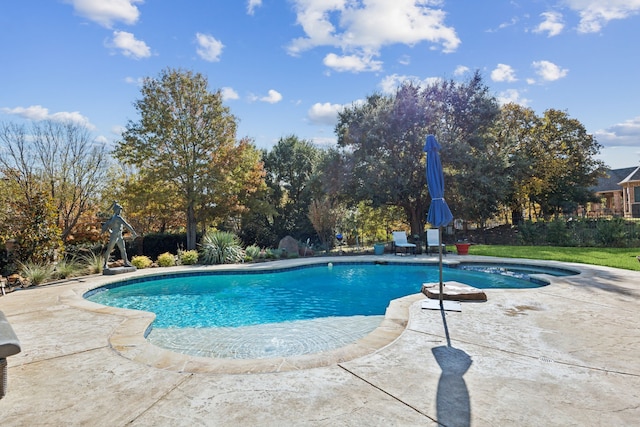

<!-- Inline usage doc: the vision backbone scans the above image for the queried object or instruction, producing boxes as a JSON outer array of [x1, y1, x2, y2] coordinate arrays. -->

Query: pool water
[[87, 263, 545, 329], [86, 262, 562, 359]]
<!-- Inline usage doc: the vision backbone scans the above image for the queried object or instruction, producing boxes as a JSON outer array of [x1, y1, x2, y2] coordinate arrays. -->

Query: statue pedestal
[[103, 266, 137, 275]]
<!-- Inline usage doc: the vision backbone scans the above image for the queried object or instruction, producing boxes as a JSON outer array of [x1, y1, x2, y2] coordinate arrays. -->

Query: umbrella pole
[[438, 226, 443, 304]]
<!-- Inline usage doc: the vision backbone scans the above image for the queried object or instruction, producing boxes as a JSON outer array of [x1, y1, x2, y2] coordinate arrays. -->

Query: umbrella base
[[421, 299, 461, 311], [421, 281, 487, 301]]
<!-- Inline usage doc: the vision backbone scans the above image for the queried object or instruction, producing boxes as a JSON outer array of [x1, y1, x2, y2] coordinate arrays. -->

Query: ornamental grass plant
[[199, 230, 243, 265]]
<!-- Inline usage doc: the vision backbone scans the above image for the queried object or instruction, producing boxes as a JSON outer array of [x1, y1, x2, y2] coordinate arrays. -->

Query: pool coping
[[60, 255, 580, 374]]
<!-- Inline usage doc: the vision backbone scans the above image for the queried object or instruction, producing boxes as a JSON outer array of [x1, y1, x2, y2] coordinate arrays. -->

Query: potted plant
[[373, 242, 385, 255], [454, 238, 471, 255]]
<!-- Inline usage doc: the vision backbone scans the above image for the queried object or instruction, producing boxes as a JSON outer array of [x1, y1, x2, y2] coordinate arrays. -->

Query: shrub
[[131, 255, 153, 269], [199, 231, 243, 265], [264, 248, 281, 259], [595, 218, 626, 247], [80, 251, 103, 274], [19, 261, 55, 286], [547, 218, 574, 246], [142, 232, 192, 260], [156, 252, 176, 267], [245, 244, 261, 260], [178, 249, 199, 265], [516, 220, 539, 245], [54, 257, 84, 279]]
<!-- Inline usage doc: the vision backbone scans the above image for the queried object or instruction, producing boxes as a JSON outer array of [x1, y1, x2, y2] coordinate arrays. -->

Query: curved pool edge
[[62, 283, 420, 374], [61, 255, 584, 374]]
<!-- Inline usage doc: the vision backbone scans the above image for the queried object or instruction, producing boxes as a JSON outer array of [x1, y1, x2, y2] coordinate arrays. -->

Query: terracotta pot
[[455, 243, 471, 255]]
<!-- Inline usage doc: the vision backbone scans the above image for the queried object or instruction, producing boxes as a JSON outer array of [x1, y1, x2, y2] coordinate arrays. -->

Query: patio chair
[[426, 229, 446, 256], [0, 310, 21, 399], [392, 231, 416, 256]]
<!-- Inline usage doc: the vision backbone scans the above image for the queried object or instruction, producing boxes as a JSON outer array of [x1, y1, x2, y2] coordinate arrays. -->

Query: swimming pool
[[85, 261, 572, 359]]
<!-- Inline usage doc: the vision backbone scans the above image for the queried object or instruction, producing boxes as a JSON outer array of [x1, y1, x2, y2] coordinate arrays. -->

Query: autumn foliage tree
[[113, 68, 265, 250], [0, 120, 110, 244]]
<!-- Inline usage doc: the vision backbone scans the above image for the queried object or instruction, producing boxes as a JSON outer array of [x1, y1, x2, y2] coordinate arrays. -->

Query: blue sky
[[2, 0, 639, 169]]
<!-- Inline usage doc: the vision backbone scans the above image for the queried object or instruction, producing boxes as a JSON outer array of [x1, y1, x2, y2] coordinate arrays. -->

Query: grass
[[54, 257, 85, 279], [19, 261, 56, 286], [469, 245, 640, 271], [80, 252, 103, 275]]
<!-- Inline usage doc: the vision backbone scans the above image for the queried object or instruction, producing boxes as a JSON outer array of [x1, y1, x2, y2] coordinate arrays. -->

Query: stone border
[[59, 255, 579, 374]]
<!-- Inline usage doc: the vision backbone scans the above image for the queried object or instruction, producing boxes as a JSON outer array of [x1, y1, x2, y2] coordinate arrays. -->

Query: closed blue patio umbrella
[[424, 134, 453, 303]]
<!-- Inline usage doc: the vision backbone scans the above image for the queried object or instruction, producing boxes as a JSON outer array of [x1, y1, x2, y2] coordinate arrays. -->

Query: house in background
[[585, 166, 640, 218]]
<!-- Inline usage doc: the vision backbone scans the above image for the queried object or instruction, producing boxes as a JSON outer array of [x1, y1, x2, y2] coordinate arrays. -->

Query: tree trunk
[[407, 205, 425, 242], [186, 203, 197, 250]]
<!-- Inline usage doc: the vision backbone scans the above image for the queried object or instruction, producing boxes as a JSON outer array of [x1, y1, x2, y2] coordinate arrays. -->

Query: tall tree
[[113, 68, 264, 250], [336, 84, 430, 238], [262, 135, 323, 241], [492, 103, 540, 223], [422, 72, 505, 230], [532, 109, 605, 218], [336, 72, 503, 237], [0, 120, 109, 243], [494, 105, 605, 221]]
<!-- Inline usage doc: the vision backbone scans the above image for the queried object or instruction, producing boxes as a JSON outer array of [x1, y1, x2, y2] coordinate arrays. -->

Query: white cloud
[[308, 102, 344, 126], [323, 53, 382, 73], [565, 0, 640, 33], [379, 74, 441, 94], [454, 65, 470, 76], [491, 64, 517, 82], [398, 55, 411, 66], [534, 11, 564, 37], [311, 136, 338, 147], [288, 0, 460, 72], [595, 116, 640, 147], [65, 0, 143, 28], [124, 76, 144, 85], [111, 125, 126, 136], [496, 89, 530, 107], [195, 33, 224, 62], [2, 105, 95, 129], [221, 87, 239, 101], [487, 17, 519, 33], [532, 60, 568, 82], [110, 31, 151, 59], [257, 89, 282, 104], [247, 0, 262, 15]]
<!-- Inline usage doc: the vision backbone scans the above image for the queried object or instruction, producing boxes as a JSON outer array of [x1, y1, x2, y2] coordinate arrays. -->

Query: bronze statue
[[102, 202, 137, 269]]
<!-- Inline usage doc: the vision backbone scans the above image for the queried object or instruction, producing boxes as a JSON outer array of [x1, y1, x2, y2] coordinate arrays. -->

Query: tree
[[491, 103, 540, 223], [336, 84, 430, 238], [494, 105, 605, 221], [0, 120, 110, 243], [113, 68, 265, 250], [532, 109, 605, 218], [13, 191, 63, 264], [262, 135, 324, 241], [108, 165, 185, 235], [335, 72, 503, 237], [308, 196, 340, 250], [421, 72, 505, 230]]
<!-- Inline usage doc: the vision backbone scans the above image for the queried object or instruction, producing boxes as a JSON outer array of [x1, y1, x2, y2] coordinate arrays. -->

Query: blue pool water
[[86, 262, 558, 329], [85, 262, 572, 359]]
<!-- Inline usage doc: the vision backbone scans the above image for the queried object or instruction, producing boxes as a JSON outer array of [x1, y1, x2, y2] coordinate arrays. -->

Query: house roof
[[592, 166, 639, 193], [619, 165, 640, 184]]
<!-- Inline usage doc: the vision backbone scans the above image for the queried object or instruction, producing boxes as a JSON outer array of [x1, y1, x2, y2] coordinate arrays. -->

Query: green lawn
[[468, 245, 640, 271]]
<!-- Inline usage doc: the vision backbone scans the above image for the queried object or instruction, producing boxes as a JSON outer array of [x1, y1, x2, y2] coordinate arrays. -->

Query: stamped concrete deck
[[1, 255, 639, 426]]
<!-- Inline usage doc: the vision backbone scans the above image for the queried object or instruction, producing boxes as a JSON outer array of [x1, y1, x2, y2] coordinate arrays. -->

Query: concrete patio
[[0, 255, 639, 426]]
